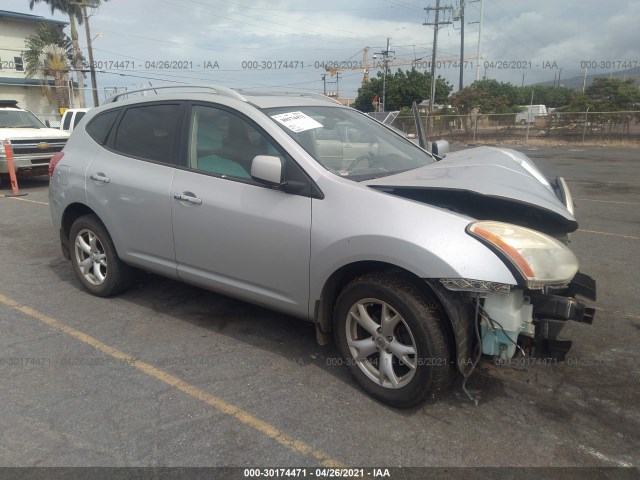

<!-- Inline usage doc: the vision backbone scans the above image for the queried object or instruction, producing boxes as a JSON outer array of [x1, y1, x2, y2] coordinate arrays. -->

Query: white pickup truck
[[0, 100, 69, 182], [60, 108, 89, 132]]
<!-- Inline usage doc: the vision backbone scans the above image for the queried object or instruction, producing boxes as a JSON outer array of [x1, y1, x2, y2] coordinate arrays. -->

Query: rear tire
[[69, 214, 133, 297], [333, 272, 453, 408]]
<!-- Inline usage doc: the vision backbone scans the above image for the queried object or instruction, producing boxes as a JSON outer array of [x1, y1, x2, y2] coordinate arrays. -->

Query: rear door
[[84, 102, 183, 278], [170, 103, 313, 317]]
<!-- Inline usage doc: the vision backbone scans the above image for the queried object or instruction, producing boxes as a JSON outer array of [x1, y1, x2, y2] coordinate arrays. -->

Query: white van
[[516, 104, 547, 125]]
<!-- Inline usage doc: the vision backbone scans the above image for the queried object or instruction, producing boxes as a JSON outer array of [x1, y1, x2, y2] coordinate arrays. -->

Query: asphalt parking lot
[[0, 146, 639, 472]]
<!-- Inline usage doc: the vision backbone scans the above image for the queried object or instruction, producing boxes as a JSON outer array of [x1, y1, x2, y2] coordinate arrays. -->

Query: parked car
[[49, 85, 595, 408], [0, 100, 69, 183], [60, 108, 90, 132]]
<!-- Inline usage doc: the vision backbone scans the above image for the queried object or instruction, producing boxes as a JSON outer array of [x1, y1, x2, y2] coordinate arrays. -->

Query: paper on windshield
[[271, 112, 323, 133]]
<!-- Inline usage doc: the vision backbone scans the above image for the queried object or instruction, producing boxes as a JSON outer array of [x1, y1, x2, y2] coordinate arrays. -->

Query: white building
[[0, 9, 81, 124]]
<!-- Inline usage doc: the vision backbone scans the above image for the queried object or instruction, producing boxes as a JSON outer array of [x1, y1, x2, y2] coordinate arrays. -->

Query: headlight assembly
[[467, 221, 578, 290]]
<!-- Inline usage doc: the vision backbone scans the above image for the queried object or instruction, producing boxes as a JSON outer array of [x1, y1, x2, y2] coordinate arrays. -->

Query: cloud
[[4, 0, 639, 98]]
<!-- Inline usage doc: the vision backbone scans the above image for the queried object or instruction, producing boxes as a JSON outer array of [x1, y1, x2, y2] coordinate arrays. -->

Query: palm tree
[[39, 45, 72, 108], [28, 1, 109, 107], [24, 23, 74, 109]]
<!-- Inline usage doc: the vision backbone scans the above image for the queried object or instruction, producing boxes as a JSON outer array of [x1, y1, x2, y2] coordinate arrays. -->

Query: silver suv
[[49, 85, 596, 408]]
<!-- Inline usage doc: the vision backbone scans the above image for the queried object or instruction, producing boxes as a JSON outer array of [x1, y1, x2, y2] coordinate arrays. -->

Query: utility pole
[[321, 74, 327, 95], [474, 0, 484, 81], [83, 4, 99, 106], [74, 1, 100, 106], [373, 38, 395, 112], [424, 1, 453, 116], [458, 0, 465, 91]]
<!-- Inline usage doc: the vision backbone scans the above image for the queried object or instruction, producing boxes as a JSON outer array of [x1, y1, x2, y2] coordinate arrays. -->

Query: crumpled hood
[[364, 146, 576, 226]]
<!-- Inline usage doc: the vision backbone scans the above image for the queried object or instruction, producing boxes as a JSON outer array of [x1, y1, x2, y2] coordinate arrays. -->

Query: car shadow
[[49, 259, 507, 410], [0, 175, 49, 191]]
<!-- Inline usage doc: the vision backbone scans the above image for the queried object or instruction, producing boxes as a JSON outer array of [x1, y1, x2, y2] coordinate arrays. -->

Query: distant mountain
[[535, 67, 640, 90]]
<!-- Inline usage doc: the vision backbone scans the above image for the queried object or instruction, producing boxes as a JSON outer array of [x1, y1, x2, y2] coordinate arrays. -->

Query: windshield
[[0, 110, 46, 129], [264, 106, 436, 180]]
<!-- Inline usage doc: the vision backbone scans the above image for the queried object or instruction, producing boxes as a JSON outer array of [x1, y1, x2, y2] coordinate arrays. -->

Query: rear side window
[[113, 104, 180, 163], [86, 109, 120, 145], [73, 111, 86, 128], [62, 112, 72, 130]]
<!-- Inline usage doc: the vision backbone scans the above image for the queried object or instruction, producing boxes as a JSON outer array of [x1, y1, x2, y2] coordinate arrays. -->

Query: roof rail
[[236, 90, 342, 105], [299, 93, 343, 105], [104, 84, 247, 104]]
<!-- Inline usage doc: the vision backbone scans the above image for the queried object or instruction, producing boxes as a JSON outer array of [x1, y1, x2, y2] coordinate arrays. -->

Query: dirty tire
[[334, 272, 453, 408], [69, 214, 133, 297]]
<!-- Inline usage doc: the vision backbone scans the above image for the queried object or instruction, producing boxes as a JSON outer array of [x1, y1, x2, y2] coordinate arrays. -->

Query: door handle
[[90, 173, 110, 183], [173, 193, 202, 205]]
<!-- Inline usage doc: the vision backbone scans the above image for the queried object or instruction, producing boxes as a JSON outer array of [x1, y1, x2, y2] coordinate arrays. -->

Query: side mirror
[[251, 155, 283, 185], [45, 120, 51, 127], [431, 140, 449, 157]]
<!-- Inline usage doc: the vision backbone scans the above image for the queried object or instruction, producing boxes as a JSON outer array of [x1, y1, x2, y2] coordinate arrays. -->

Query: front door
[[170, 104, 312, 317]]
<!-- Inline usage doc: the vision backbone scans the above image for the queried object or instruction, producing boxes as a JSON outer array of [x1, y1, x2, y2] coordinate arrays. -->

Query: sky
[[4, 0, 640, 103]]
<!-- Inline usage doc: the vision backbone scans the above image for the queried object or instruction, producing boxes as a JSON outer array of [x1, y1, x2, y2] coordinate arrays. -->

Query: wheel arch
[[315, 261, 475, 376], [60, 203, 99, 259]]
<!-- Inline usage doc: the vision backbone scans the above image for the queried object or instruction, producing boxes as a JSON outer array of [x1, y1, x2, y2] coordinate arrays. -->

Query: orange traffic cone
[[2, 140, 28, 197]]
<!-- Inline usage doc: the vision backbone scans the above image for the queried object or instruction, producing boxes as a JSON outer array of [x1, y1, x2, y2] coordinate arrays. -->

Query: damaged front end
[[466, 220, 596, 362], [436, 220, 596, 377], [473, 277, 596, 362], [434, 272, 595, 372]]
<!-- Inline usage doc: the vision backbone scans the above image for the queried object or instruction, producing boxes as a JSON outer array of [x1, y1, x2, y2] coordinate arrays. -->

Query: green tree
[[584, 78, 639, 110], [354, 69, 452, 112], [514, 85, 574, 108], [29, 0, 109, 107], [450, 79, 520, 114], [452, 80, 577, 114], [24, 23, 74, 109], [559, 92, 595, 112]]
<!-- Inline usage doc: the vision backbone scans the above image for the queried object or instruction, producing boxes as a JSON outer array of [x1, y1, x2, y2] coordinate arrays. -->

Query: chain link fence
[[391, 111, 640, 145]]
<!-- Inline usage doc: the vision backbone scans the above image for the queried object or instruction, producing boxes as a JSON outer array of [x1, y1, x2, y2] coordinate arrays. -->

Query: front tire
[[69, 215, 133, 297], [334, 272, 453, 408]]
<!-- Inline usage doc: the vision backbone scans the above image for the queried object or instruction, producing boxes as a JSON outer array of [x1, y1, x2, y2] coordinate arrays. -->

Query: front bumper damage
[[435, 272, 597, 371], [526, 272, 596, 360], [479, 272, 596, 362]]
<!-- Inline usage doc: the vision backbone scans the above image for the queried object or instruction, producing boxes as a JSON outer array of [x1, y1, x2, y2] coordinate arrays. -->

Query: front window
[[187, 105, 281, 179], [264, 106, 436, 180], [0, 110, 46, 128]]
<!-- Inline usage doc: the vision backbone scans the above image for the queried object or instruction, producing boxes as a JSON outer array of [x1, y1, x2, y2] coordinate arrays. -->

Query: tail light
[[49, 151, 64, 177]]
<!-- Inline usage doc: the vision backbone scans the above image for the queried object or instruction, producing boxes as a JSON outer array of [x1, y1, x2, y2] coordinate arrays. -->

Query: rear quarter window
[[112, 104, 180, 163], [86, 109, 120, 145]]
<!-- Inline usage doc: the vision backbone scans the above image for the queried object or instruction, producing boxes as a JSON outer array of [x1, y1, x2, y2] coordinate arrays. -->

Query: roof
[[103, 84, 344, 109], [0, 9, 68, 27]]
